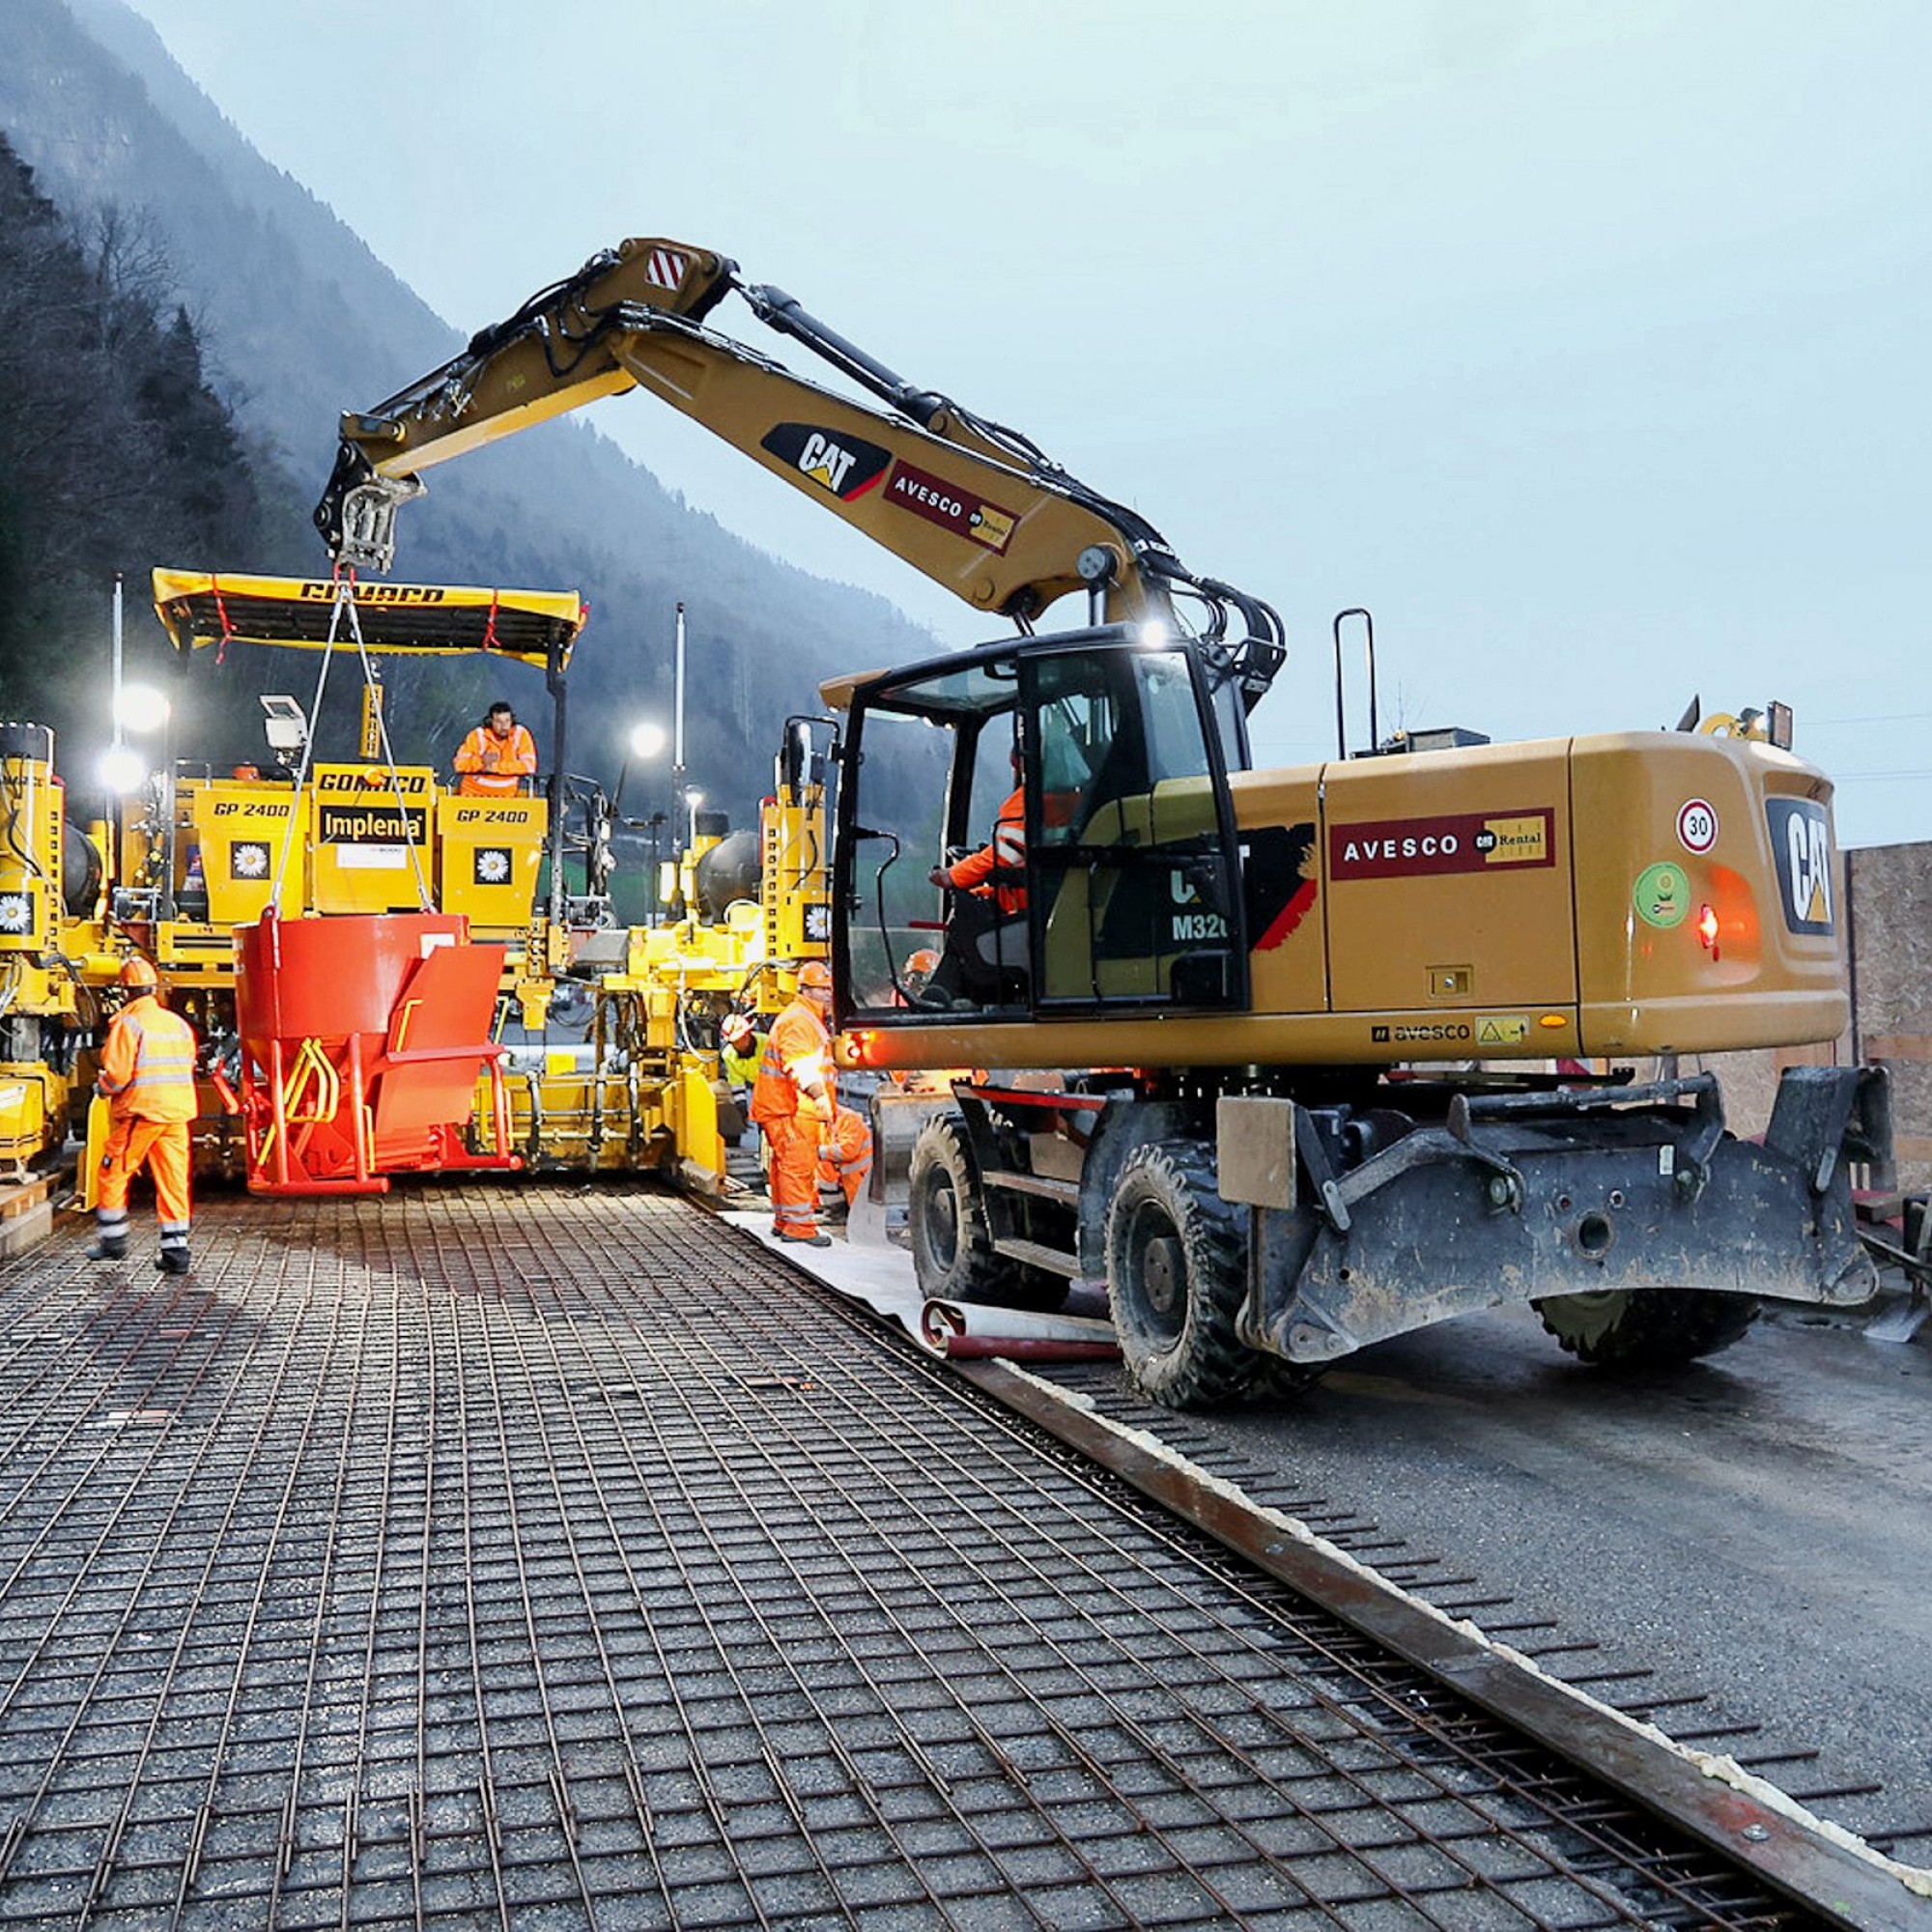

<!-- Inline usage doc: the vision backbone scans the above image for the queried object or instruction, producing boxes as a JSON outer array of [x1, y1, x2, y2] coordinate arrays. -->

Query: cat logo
[[1167, 868, 1229, 942], [759, 423, 892, 502], [1765, 798, 1834, 935]]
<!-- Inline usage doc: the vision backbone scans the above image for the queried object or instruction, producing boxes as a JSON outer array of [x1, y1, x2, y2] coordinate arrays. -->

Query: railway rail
[[0, 1182, 1920, 1929]]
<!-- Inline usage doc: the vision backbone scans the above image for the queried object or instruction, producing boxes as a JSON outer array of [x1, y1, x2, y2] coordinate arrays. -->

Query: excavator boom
[[317, 236, 1285, 708]]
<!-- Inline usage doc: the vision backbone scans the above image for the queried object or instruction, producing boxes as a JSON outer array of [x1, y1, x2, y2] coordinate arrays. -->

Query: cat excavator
[[318, 235, 1891, 1408]]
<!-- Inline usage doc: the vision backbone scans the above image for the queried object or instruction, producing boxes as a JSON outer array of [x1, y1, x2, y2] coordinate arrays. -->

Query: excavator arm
[[316, 236, 1285, 709]]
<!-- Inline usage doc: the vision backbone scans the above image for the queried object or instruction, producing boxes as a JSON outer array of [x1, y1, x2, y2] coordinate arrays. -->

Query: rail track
[[0, 1181, 1920, 1929]]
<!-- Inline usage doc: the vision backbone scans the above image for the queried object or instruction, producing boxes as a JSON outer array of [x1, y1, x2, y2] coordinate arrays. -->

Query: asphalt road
[[1042, 1297, 1932, 1860]]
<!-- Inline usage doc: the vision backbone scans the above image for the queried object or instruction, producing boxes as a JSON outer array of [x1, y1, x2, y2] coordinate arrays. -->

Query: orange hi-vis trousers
[[766, 1111, 825, 1236], [96, 1116, 191, 1260]]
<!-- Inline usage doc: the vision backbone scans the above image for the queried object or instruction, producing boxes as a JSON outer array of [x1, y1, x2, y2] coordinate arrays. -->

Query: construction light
[[629, 721, 668, 760], [99, 745, 147, 794], [1134, 619, 1170, 650], [1696, 904, 1720, 952], [115, 683, 170, 735]]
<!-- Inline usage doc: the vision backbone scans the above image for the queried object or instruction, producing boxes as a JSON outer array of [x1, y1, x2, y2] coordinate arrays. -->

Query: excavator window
[[836, 629, 1249, 1021], [1024, 643, 1247, 1012]]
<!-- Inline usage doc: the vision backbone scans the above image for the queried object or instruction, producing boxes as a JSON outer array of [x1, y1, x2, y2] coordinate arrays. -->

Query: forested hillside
[[0, 0, 940, 823], [0, 131, 308, 754]]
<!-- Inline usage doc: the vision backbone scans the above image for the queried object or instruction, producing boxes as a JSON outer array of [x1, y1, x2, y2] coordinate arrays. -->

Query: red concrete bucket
[[235, 908, 520, 1195]]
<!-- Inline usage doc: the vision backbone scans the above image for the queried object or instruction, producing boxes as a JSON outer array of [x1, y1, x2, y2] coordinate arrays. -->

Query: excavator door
[[836, 629, 1249, 1021]]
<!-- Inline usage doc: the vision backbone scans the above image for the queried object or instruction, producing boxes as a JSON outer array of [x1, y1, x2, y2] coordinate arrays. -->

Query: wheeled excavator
[[318, 235, 1892, 1407]]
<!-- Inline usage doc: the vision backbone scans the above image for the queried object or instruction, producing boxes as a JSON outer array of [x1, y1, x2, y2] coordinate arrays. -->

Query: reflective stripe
[[99, 1002, 198, 1122]]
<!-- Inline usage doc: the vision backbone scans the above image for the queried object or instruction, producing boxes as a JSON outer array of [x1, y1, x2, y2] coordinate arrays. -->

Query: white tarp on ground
[[717, 1203, 1117, 1358]]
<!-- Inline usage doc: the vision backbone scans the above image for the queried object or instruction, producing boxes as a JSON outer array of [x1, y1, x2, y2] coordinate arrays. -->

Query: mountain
[[0, 0, 939, 819]]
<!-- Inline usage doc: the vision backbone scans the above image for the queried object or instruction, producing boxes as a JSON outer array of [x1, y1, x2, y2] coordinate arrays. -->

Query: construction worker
[[453, 700, 538, 798], [926, 742, 1076, 1004], [928, 746, 1028, 910], [750, 962, 838, 1247], [719, 1010, 763, 1100], [89, 956, 198, 1274], [817, 1103, 874, 1215], [899, 948, 941, 1005]]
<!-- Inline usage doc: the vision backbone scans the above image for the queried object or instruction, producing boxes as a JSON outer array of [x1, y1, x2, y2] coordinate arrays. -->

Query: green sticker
[[1634, 862, 1688, 929]]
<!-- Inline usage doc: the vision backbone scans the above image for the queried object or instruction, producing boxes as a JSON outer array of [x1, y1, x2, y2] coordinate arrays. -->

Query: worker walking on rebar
[[89, 957, 198, 1274], [452, 700, 538, 798], [751, 962, 838, 1247]]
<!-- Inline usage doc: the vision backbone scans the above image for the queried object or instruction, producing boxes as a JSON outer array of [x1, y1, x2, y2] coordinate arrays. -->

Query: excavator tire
[[1532, 1288, 1760, 1370], [1105, 1141, 1254, 1410], [907, 1115, 1066, 1312]]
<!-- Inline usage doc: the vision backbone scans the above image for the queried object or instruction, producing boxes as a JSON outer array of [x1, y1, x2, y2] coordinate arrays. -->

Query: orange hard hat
[[905, 949, 940, 975], [797, 960, 833, 995], [118, 955, 158, 990]]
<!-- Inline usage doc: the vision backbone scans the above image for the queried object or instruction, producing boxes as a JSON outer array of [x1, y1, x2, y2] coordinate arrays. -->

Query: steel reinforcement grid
[[0, 1184, 1845, 1929]]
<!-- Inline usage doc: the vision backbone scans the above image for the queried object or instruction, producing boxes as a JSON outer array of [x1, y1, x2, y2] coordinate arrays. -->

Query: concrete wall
[[1847, 841, 1932, 1187]]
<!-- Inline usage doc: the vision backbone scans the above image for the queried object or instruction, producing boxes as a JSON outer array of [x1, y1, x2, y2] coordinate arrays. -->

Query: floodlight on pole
[[99, 745, 147, 795], [614, 718, 668, 814], [115, 683, 172, 736]]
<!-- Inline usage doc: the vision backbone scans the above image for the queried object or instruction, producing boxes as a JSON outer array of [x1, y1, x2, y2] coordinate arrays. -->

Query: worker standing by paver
[[452, 700, 538, 798], [88, 956, 199, 1274], [751, 962, 838, 1247], [720, 1011, 763, 1100]]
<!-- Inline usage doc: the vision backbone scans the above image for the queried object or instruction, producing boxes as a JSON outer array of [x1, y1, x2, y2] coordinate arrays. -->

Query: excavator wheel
[[1105, 1141, 1255, 1410], [1532, 1288, 1759, 1370], [906, 1115, 1067, 1312]]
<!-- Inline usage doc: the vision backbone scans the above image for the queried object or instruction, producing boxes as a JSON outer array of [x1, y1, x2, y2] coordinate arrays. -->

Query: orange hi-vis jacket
[[453, 722, 538, 798], [97, 994, 198, 1122], [750, 999, 833, 1125], [943, 785, 1029, 916], [817, 1104, 873, 1208], [942, 784, 1077, 918]]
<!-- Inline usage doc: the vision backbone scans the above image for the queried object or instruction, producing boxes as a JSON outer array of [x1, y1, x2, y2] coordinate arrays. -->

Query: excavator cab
[[834, 628, 1250, 1023]]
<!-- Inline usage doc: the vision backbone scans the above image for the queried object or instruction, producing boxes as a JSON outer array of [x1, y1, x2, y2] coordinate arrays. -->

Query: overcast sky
[[123, 0, 1929, 846]]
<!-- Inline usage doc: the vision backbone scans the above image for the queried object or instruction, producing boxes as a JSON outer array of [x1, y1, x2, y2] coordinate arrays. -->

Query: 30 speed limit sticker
[[1676, 799, 1719, 854]]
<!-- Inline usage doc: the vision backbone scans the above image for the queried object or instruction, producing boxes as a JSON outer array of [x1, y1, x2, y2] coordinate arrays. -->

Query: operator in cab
[[924, 739, 1076, 1007], [453, 700, 538, 798]]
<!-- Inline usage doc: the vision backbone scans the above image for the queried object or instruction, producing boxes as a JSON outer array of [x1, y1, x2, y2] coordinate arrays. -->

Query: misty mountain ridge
[[0, 0, 939, 815]]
